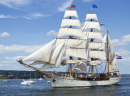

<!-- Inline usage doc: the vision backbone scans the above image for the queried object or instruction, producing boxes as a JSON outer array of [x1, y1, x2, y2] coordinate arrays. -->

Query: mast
[[107, 29, 109, 74], [69, 13, 72, 77], [90, 17, 94, 75], [82, 11, 106, 75]]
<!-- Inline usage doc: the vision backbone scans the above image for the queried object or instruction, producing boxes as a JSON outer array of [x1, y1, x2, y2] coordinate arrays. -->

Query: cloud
[[82, 0, 93, 2], [112, 34, 130, 46], [117, 56, 130, 65], [23, 13, 51, 19], [47, 30, 58, 36], [58, 0, 73, 12], [0, 56, 26, 64], [5, 56, 26, 61], [122, 34, 130, 42], [115, 49, 130, 65], [0, 44, 44, 53], [115, 49, 130, 56], [0, 32, 10, 37], [0, 14, 15, 18], [0, 0, 32, 8], [0, 13, 50, 20]]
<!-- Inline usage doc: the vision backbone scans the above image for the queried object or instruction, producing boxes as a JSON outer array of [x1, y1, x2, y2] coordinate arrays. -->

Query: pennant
[[71, 5, 76, 8], [92, 4, 97, 8]]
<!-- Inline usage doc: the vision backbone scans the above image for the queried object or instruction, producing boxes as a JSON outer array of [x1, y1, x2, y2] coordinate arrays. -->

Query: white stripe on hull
[[46, 76, 121, 88]]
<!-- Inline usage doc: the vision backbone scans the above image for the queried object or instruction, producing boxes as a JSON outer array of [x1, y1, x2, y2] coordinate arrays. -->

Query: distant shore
[[0, 70, 45, 79]]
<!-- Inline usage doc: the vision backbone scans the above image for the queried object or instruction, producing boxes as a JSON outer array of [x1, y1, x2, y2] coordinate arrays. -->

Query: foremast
[[57, 6, 87, 76]]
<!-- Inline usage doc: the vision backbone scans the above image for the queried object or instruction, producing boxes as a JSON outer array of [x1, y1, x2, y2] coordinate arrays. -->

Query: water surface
[[0, 77, 130, 96]]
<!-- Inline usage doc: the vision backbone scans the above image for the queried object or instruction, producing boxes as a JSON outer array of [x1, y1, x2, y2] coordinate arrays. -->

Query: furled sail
[[62, 60, 87, 65], [23, 39, 56, 62], [56, 39, 87, 48], [64, 10, 78, 18], [87, 61, 102, 65], [57, 28, 84, 38], [86, 14, 98, 21], [82, 22, 101, 31], [61, 19, 80, 27]]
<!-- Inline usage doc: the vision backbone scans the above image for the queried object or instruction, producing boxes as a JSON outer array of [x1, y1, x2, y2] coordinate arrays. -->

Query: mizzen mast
[[107, 29, 109, 74]]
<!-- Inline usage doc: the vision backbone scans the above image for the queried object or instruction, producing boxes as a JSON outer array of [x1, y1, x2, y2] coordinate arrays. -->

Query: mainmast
[[82, 9, 107, 75], [90, 19, 94, 75]]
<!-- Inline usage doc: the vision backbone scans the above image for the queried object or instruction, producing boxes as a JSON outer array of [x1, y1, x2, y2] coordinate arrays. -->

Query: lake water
[[0, 76, 130, 96]]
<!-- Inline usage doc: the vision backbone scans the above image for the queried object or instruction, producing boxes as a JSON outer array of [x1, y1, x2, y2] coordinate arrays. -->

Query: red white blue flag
[[116, 55, 122, 59]]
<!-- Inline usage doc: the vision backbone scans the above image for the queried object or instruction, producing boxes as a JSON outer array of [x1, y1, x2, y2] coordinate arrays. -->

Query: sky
[[0, 0, 129, 74]]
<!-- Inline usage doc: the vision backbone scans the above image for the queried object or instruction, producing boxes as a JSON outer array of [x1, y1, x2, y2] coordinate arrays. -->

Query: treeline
[[0, 70, 45, 79]]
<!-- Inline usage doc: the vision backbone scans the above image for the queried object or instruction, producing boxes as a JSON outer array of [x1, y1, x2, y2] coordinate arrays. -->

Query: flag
[[116, 55, 122, 59], [71, 4, 76, 8], [92, 4, 97, 8]]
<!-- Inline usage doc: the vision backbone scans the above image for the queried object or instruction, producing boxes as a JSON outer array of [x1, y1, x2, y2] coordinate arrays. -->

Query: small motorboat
[[47, 80, 50, 83], [38, 78, 43, 80], [3, 80, 10, 83], [21, 79, 36, 85]]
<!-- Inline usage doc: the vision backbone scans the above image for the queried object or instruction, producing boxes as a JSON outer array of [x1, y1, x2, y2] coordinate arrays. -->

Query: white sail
[[88, 50, 106, 60], [56, 39, 86, 48], [39, 45, 65, 69], [87, 61, 102, 65], [30, 61, 45, 65], [86, 14, 98, 21], [83, 32, 103, 41], [61, 19, 80, 27], [57, 28, 84, 38], [64, 48, 87, 59], [23, 39, 56, 62], [62, 60, 87, 65], [55, 47, 65, 67], [82, 22, 101, 31], [74, 62, 87, 72], [30, 43, 64, 65], [88, 42, 105, 50], [64, 10, 78, 18], [50, 42, 64, 64], [109, 56, 119, 72], [50, 43, 64, 64], [108, 34, 115, 63], [103, 33, 107, 43]]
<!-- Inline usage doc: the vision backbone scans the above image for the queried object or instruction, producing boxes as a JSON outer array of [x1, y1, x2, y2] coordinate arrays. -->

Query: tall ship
[[17, 5, 121, 88]]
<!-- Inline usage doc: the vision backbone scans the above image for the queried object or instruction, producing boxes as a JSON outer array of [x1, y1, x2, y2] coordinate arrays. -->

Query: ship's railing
[[51, 72, 120, 81]]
